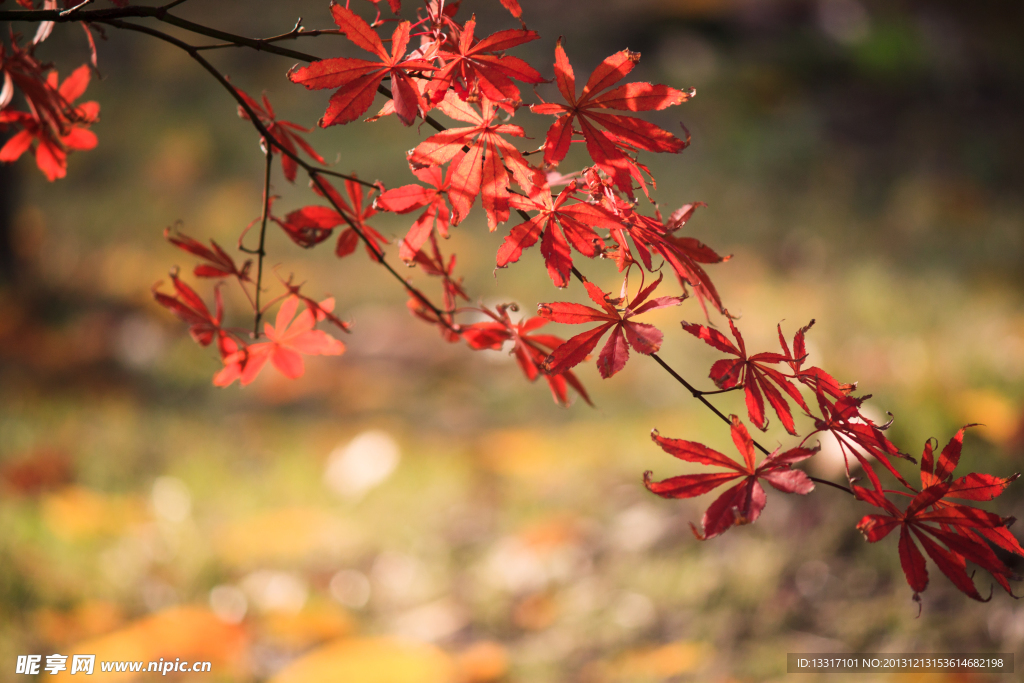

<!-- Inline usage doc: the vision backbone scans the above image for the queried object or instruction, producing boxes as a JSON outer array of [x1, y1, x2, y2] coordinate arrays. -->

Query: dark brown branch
[[647, 350, 771, 455]]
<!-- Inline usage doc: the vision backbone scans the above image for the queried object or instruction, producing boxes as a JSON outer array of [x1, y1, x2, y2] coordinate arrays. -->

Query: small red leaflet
[[311, 177, 389, 260], [164, 227, 252, 282], [806, 393, 913, 492], [375, 153, 461, 262], [408, 232, 468, 312], [152, 273, 230, 354], [778, 320, 854, 402]]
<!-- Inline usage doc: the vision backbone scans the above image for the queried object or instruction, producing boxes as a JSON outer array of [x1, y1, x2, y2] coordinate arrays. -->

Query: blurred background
[[2, 0, 1023, 681]]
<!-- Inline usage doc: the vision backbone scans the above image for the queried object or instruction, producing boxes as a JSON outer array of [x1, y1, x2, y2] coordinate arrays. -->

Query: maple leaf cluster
[[0, 40, 98, 181], [4, 0, 1019, 608], [648, 316, 1023, 602]]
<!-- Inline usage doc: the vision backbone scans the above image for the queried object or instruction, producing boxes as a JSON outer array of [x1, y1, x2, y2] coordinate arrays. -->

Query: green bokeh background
[[1, 1, 1023, 681]]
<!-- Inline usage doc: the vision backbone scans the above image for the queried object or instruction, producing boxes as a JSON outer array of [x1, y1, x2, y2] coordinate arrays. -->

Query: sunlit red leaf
[[496, 180, 611, 286], [645, 416, 815, 540], [288, 7, 435, 126], [539, 276, 681, 379], [531, 41, 692, 194], [426, 16, 543, 109], [215, 296, 344, 387], [408, 94, 534, 230]]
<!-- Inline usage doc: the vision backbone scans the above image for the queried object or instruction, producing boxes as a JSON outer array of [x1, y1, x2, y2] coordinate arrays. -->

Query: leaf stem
[[253, 147, 273, 338], [809, 476, 854, 495]]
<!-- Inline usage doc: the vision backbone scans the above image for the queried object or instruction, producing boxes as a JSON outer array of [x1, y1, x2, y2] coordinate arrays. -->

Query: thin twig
[[809, 476, 854, 495], [693, 386, 742, 396], [253, 147, 273, 337], [59, 0, 94, 18], [312, 168, 377, 187], [648, 351, 771, 454], [194, 25, 342, 52]]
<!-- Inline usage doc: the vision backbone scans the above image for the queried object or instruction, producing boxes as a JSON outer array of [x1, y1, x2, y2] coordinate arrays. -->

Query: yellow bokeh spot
[[955, 389, 1020, 446]]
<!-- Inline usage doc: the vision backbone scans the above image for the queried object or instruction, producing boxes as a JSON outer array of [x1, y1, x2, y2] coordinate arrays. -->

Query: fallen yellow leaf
[[270, 636, 455, 683]]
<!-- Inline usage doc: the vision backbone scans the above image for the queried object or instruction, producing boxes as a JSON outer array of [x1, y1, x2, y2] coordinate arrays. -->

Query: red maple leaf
[[235, 87, 325, 182], [538, 275, 682, 379], [462, 304, 592, 407], [683, 319, 807, 435], [277, 276, 352, 334], [375, 153, 461, 261], [152, 273, 229, 352], [807, 393, 914, 492], [855, 454, 1021, 602], [906, 426, 1024, 595], [0, 63, 98, 181], [409, 232, 468, 312], [271, 204, 339, 249], [496, 179, 611, 287], [288, 6, 435, 126], [581, 179, 727, 317], [616, 205, 729, 318], [408, 93, 534, 230], [0, 40, 70, 135], [164, 227, 252, 282], [531, 41, 692, 194], [425, 15, 543, 109], [406, 292, 460, 343], [214, 296, 345, 387], [497, 0, 522, 18], [312, 177, 389, 259], [645, 416, 816, 540]]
